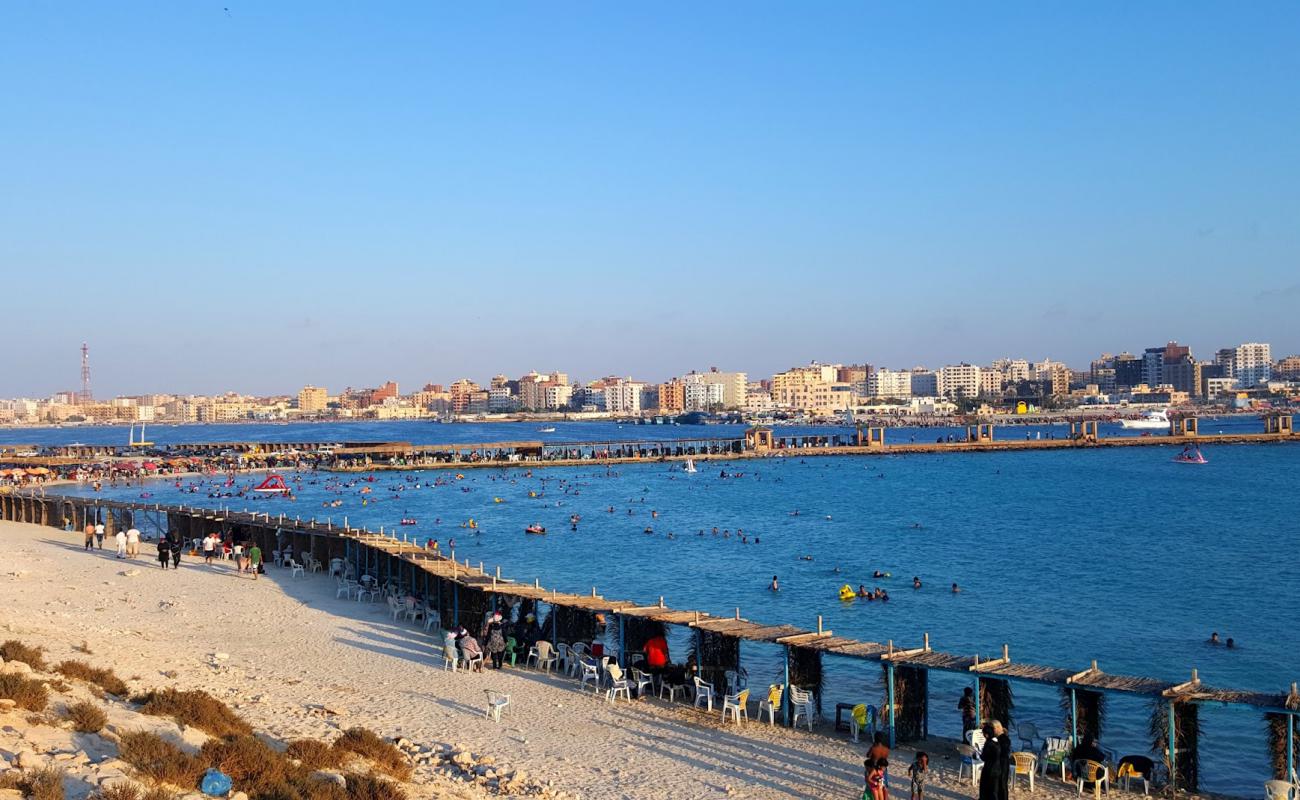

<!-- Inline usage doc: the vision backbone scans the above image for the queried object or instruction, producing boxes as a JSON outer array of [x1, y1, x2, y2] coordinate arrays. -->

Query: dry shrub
[[17, 766, 66, 800], [200, 735, 291, 791], [0, 773, 21, 789], [343, 773, 407, 800], [90, 784, 142, 800], [286, 738, 343, 771], [141, 788, 178, 800], [57, 660, 130, 696], [302, 780, 349, 800], [116, 730, 205, 787], [133, 688, 251, 738], [0, 639, 48, 671], [0, 672, 50, 711], [65, 699, 109, 732], [331, 728, 410, 781]]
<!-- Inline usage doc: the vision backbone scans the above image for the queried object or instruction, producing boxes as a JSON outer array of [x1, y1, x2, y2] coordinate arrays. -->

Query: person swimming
[[1226, 637, 1236, 649], [1209, 632, 1220, 645], [951, 582, 961, 593], [913, 576, 922, 589], [770, 575, 779, 591], [857, 584, 869, 597]]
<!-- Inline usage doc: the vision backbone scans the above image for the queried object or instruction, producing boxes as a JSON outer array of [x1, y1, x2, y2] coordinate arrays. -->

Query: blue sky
[[2, 2, 1297, 396]]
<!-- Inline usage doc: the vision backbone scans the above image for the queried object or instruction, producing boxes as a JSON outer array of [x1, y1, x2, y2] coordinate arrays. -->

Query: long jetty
[[3, 413, 1294, 474], [1, 487, 1296, 792]]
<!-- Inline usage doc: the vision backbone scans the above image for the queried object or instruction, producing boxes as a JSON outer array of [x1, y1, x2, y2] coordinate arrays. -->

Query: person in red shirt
[[644, 635, 669, 670]]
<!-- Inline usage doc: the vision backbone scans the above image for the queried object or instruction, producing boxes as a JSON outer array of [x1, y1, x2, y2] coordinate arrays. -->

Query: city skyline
[[4, 3, 1299, 395]]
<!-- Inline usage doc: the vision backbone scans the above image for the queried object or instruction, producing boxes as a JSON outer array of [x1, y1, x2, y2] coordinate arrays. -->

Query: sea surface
[[41, 419, 1300, 794]]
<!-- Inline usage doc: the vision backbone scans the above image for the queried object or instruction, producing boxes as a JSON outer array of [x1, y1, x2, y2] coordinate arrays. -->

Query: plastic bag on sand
[[200, 768, 233, 797]]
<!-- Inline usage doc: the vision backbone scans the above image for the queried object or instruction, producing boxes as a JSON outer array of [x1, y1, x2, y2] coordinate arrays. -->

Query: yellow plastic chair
[[1011, 752, 1037, 792], [758, 684, 783, 725], [850, 703, 871, 742]]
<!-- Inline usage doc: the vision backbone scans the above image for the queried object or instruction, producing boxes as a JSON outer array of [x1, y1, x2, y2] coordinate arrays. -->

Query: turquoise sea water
[[46, 420, 1299, 793]]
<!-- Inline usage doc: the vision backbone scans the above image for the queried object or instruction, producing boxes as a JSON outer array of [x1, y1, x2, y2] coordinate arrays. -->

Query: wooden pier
[[1, 487, 1296, 791]]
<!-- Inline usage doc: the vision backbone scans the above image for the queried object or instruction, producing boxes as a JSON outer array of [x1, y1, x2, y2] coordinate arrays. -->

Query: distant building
[[657, 380, 685, 414], [937, 364, 981, 400], [449, 379, 481, 413], [909, 369, 939, 397], [487, 386, 518, 412], [1277, 355, 1300, 381], [603, 379, 645, 415], [297, 385, 328, 414], [868, 369, 912, 399], [1231, 342, 1272, 386]]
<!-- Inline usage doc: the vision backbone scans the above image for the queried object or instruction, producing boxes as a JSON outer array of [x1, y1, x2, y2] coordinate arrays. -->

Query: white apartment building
[[867, 369, 913, 399], [487, 386, 518, 412], [683, 376, 726, 411], [909, 370, 939, 397], [979, 369, 1004, 397], [993, 359, 1031, 383], [937, 364, 982, 399], [1233, 342, 1272, 386], [603, 380, 645, 415], [542, 383, 573, 410]]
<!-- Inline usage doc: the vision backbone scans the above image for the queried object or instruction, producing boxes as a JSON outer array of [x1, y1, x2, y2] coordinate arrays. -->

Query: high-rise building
[[297, 385, 328, 413], [603, 379, 645, 415], [937, 364, 981, 399], [657, 380, 685, 414], [867, 369, 912, 399], [1277, 355, 1300, 381], [449, 378, 481, 413], [1113, 353, 1142, 390], [1232, 342, 1272, 386]]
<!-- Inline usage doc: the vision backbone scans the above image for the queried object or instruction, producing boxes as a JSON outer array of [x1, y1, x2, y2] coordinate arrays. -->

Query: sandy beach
[[0, 518, 1180, 800]]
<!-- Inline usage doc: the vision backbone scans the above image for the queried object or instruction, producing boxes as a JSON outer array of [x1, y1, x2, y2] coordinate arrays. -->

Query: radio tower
[[80, 342, 92, 405]]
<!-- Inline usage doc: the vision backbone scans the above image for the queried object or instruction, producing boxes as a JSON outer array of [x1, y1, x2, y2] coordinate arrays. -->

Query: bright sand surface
[[0, 518, 1175, 800]]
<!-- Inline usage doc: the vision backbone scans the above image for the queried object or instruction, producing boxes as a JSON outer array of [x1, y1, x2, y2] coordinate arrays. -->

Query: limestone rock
[[310, 770, 347, 788], [1, 660, 32, 676], [14, 749, 40, 769]]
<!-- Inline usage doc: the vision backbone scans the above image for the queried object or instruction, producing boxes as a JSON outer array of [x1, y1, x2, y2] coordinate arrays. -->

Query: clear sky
[[2, 2, 1297, 397]]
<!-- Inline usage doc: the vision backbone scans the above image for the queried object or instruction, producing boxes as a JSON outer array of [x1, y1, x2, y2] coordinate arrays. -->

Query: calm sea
[[43, 418, 1298, 794]]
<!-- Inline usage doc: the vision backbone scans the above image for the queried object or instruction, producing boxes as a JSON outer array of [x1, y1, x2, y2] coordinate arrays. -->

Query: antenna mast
[[80, 342, 92, 404]]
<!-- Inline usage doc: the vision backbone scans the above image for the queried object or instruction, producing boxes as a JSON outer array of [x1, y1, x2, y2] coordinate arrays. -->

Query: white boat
[[538, 426, 556, 433], [1120, 409, 1169, 430], [684, 458, 697, 474]]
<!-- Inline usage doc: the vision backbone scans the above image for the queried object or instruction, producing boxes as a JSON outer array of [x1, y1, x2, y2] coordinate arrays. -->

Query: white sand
[[0, 519, 1113, 800]]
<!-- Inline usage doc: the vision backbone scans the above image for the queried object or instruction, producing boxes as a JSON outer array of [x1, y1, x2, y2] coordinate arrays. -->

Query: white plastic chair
[[1011, 752, 1037, 792], [579, 658, 600, 693], [630, 668, 653, 698], [328, 558, 344, 577], [484, 689, 510, 722], [335, 578, 357, 599], [1264, 780, 1296, 800], [757, 684, 783, 726], [789, 686, 814, 731], [288, 558, 305, 578], [527, 640, 556, 673], [658, 678, 685, 703], [722, 688, 750, 724], [422, 606, 439, 631], [1074, 760, 1109, 799], [402, 597, 422, 622], [387, 596, 403, 621], [957, 743, 984, 786], [604, 664, 631, 703], [967, 728, 988, 751], [567, 643, 587, 676], [693, 676, 715, 712]]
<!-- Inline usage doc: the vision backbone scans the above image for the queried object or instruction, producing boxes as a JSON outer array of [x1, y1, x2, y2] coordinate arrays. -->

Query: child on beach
[[908, 752, 928, 800], [864, 758, 888, 800]]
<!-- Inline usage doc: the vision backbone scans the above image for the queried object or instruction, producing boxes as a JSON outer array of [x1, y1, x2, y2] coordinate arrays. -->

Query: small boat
[[525, 524, 547, 535], [1173, 447, 1208, 465], [400, 518, 418, 526], [684, 458, 697, 474], [538, 426, 556, 433], [1120, 409, 1170, 430]]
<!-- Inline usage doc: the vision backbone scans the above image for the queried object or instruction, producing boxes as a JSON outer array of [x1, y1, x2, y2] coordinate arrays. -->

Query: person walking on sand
[[482, 612, 507, 669], [94, 521, 106, 549], [126, 526, 140, 558], [247, 543, 262, 580], [114, 528, 127, 559], [203, 533, 216, 565], [169, 532, 183, 569], [156, 536, 171, 569], [84, 522, 96, 551]]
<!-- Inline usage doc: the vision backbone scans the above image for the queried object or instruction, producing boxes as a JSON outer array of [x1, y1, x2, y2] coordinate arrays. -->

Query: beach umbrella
[[142, 461, 158, 470]]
